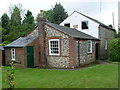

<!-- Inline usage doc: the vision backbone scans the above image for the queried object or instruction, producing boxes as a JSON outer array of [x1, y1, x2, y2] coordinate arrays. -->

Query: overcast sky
[[0, 0, 119, 30]]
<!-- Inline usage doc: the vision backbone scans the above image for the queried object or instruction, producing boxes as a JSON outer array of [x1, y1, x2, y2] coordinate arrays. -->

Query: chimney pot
[[40, 10, 44, 17]]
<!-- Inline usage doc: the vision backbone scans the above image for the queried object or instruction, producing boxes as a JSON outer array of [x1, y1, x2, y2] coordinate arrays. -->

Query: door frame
[[95, 43, 99, 60]]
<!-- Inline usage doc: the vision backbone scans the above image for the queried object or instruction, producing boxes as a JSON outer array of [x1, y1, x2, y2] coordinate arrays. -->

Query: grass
[[106, 60, 120, 64], [2, 64, 118, 88], [0, 67, 2, 89]]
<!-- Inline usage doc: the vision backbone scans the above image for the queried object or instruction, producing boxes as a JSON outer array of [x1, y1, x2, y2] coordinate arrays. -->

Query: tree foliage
[[10, 6, 22, 26], [51, 3, 68, 24], [23, 10, 35, 25], [1, 13, 10, 30], [1, 13, 10, 42], [109, 38, 120, 62], [1, 3, 68, 45], [1, 4, 35, 44], [22, 10, 35, 36], [36, 3, 68, 24]]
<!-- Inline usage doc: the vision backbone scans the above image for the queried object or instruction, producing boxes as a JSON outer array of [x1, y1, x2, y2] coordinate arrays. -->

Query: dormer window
[[64, 23, 70, 27], [81, 21, 89, 29]]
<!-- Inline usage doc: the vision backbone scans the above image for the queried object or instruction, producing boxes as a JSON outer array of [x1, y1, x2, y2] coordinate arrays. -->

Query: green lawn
[[2, 64, 118, 88], [0, 67, 2, 89]]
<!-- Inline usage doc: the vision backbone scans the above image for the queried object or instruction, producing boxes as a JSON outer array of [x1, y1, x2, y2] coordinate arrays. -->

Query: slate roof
[[46, 22, 99, 40], [4, 36, 37, 48], [5, 21, 99, 48], [71, 11, 115, 31], [4, 27, 38, 48]]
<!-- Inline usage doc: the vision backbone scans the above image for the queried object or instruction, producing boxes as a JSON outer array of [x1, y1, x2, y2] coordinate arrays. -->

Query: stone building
[[4, 14, 100, 68], [60, 11, 116, 60]]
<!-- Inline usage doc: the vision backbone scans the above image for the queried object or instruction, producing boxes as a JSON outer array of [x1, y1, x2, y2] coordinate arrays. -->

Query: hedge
[[109, 38, 120, 62]]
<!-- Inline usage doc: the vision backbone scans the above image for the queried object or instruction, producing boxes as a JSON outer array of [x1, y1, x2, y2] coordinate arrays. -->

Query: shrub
[[109, 38, 120, 62], [6, 61, 16, 88]]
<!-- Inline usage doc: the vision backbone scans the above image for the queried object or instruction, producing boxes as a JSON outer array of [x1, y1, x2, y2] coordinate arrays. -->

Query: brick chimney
[[38, 10, 47, 65]]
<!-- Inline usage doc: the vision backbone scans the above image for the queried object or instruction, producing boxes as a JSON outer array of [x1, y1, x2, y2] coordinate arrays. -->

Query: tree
[[51, 3, 68, 24], [1, 13, 10, 42], [22, 10, 35, 36], [10, 6, 22, 26], [36, 3, 68, 24], [23, 10, 35, 25], [109, 38, 120, 62], [1, 4, 36, 44], [1, 13, 10, 30]]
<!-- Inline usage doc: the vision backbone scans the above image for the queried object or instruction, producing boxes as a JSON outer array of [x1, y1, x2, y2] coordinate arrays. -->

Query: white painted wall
[[60, 11, 99, 38]]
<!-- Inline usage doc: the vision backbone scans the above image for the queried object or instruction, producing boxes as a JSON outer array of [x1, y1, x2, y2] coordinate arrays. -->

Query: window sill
[[87, 52, 92, 54], [11, 59, 15, 61], [10, 60, 21, 64], [48, 54, 60, 56]]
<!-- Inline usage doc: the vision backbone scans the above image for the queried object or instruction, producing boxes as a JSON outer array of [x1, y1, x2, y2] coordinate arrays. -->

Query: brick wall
[[69, 38, 76, 68], [0, 50, 2, 66], [5, 48, 26, 68], [5, 37, 40, 68]]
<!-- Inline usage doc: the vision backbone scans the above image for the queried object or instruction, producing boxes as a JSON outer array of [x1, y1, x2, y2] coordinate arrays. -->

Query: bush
[[109, 38, 120, 62]]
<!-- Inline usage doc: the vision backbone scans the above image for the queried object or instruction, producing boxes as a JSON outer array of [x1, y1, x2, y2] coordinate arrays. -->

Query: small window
[[87, 40, 92, 53], [49, 39, 60, 55], [64, 23, 70, 27], [11, 48, 15, 60], [105, 40, 108, 50], [81, 21, 89, 29]]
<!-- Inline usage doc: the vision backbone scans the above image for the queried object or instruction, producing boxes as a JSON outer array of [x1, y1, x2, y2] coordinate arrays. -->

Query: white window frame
[[11, 48, 15, 60], [81, 20, 89, 30], [105, 40, 108, 50], [87, 40, 92, 53], [49, 39, 60, 55]]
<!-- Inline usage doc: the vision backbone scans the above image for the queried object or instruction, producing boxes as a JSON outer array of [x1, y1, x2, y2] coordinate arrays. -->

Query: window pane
[[87, 40, 92, 53], [82, 21, 88, 29], [49, 39, 59, 55]]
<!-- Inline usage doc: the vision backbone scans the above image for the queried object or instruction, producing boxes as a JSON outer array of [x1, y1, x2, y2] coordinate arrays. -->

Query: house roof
[[71, 11, 115, 31], [4, 36, 37, 48], [4, 20, 99, 48], [46, 22, 99, 40], [4, 27, 38, 48]]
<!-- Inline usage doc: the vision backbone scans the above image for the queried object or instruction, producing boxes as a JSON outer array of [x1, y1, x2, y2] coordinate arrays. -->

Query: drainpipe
[[78, 41, 80, 66]]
